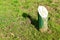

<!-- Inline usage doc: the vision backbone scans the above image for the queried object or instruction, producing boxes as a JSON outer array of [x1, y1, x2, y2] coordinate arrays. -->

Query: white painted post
[[38, 6, 48, 32]]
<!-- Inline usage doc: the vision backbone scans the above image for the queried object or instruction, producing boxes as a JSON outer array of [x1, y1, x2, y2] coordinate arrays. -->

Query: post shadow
[[22, 13, 39, 31]]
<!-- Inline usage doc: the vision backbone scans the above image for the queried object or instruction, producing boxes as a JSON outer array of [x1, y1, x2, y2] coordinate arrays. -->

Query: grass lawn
[[0, 0, 60, 40]]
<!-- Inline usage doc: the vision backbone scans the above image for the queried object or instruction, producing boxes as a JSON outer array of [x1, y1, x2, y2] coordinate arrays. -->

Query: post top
[[38, 6, 48, 18]]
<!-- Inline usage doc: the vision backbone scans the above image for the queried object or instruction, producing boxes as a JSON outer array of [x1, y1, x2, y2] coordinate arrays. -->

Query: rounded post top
[[38, 6, 48, 18]]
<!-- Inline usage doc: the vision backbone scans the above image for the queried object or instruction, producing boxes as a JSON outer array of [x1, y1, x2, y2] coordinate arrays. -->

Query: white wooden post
[[38, 6, 48, 32]]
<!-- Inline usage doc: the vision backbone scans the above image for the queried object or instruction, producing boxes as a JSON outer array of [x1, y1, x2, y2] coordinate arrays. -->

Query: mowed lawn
[[0, 0, 60, 40]]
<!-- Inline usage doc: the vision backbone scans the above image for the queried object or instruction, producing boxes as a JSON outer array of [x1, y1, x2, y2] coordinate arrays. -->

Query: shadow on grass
[[22, 13, 39, 31]]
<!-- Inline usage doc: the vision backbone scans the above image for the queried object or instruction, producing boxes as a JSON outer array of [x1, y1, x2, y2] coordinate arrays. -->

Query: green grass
[[0, 0, 60, 40]]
